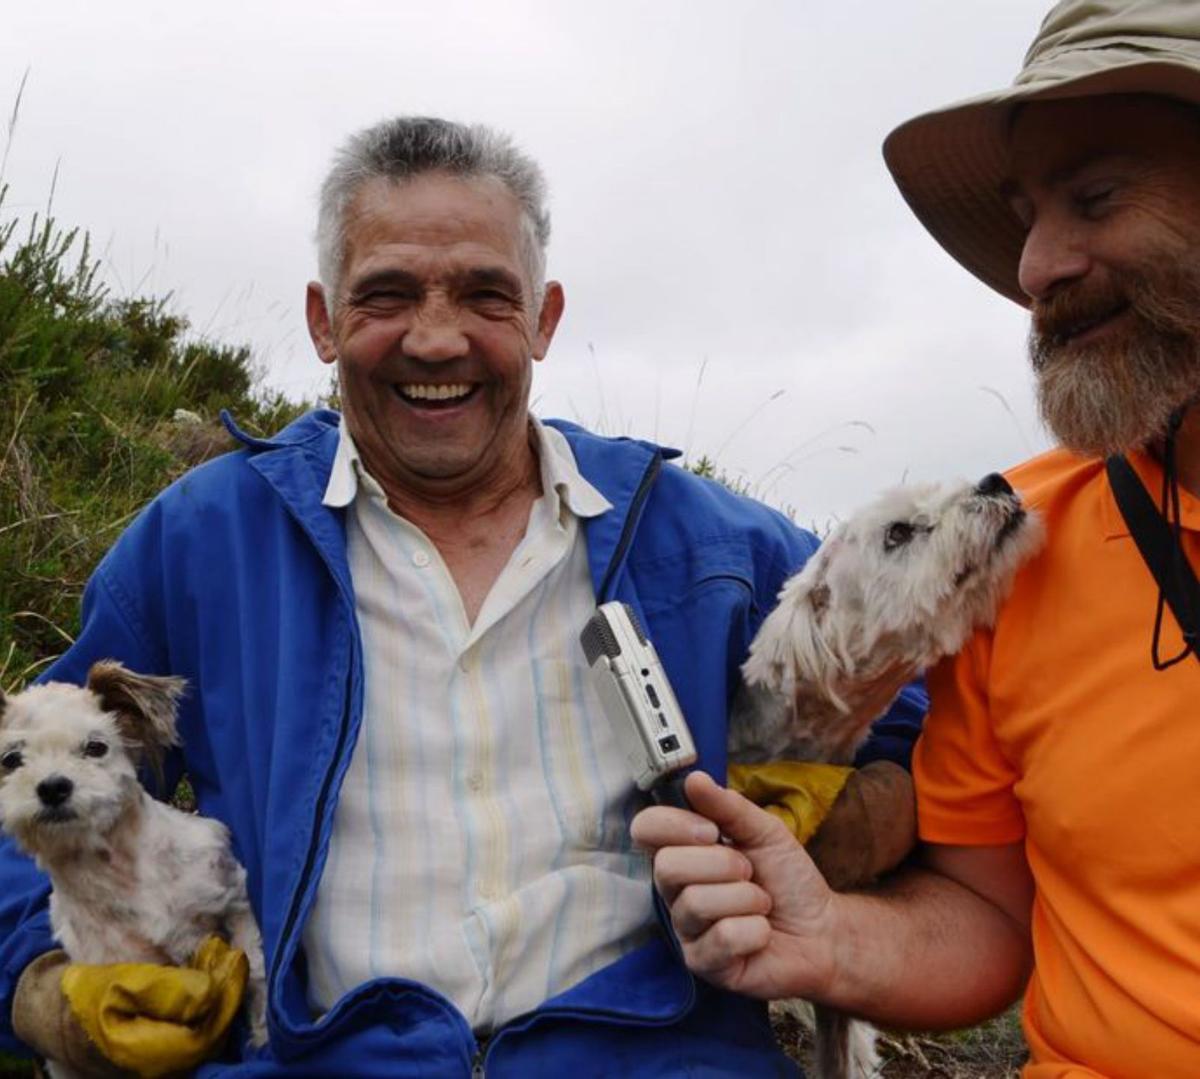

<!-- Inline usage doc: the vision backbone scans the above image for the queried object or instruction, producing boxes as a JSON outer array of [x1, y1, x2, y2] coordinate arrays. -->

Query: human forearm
[[822, 860, 1033, 1029], [634, 778, 1033, 1029]]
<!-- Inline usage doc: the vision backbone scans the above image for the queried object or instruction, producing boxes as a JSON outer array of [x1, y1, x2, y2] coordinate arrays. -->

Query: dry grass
[[773, 1005, 1028, 1077]]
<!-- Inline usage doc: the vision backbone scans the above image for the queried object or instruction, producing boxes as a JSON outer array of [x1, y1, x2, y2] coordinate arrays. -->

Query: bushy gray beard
[[1030, 260, 1200, 457]]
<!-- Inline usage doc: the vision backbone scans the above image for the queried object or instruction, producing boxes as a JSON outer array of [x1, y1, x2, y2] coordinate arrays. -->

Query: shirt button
[[412, 550, 430, 568], [467, 772, 483, 792]]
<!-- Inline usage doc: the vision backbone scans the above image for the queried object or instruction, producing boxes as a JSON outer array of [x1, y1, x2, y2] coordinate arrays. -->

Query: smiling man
[[0, 117, 926, 1075], [633, 3, 1200, 1077]]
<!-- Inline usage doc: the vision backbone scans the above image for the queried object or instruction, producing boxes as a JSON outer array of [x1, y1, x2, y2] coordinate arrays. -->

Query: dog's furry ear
[[87, 661, 186, 776]]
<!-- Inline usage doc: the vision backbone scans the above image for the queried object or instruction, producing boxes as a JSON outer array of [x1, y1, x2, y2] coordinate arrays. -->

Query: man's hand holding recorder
[[583, 602, 917, 999]]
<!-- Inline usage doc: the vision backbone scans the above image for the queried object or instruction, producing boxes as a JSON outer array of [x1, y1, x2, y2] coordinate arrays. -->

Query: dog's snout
[[975, 473, 1013, 498], [36, 776, 74, 807]]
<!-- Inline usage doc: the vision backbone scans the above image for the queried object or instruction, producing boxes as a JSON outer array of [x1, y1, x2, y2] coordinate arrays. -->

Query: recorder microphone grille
[[580, 612, 621, 664], [622, 603, 648, 645]]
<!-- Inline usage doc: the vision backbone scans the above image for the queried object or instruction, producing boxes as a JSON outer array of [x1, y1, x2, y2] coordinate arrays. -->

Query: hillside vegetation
[[0, 192, 311, 691]]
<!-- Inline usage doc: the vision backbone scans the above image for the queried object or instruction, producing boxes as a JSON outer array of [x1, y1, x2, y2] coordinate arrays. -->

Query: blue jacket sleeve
[[1, 565, 164, 1054], [854, 677, 928, 772]]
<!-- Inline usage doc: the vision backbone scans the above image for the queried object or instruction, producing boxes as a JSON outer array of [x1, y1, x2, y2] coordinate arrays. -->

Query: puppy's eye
[[83, 740, 108, 759], [884, 522, 915, 551], [1, 750, 23, 771]]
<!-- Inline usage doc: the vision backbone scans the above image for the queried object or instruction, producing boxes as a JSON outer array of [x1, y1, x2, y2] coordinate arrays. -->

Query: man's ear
[[306, 281, 339, 366], [532, 281, 565, 362]]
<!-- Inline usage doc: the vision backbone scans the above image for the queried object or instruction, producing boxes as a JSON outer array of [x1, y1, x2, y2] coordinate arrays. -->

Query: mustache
[[1031, 281, 1128, 360], [1031, 263, 1200, 369]]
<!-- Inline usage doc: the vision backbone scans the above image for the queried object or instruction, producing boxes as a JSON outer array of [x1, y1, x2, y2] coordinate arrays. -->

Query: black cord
[[1152, 407, 1196, 670]]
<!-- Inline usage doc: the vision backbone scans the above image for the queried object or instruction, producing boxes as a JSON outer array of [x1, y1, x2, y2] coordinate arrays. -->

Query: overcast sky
[[3, 0, 1055, 527]]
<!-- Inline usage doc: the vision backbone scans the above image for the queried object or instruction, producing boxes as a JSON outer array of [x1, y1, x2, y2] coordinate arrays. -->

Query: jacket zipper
[[597, 452, 662, 600], [268, 654, 356, 1001]]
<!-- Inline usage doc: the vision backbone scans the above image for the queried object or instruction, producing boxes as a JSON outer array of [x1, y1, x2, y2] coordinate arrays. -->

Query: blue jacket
[[0, 411, 925, 1076]]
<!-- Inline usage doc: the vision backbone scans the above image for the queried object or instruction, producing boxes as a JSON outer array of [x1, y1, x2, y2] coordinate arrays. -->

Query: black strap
[[1106, 454, 1200, 667]]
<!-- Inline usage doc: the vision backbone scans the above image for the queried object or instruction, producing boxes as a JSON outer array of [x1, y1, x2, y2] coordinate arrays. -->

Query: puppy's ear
[[87, 661, 186, 775]]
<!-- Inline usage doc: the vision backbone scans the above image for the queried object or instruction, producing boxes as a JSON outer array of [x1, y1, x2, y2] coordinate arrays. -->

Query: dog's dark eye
[[83, 740, 108, 759], [884, 521, 915, 551], [0, 750, 22, 771]]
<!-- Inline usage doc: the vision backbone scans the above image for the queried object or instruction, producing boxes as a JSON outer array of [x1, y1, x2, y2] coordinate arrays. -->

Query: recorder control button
[[645, 684, 661, 708]]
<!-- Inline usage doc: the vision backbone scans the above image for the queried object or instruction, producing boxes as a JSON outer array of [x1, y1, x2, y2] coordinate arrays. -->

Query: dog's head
[[0, 662, 185, 859], [744, 473, 1043, 712]]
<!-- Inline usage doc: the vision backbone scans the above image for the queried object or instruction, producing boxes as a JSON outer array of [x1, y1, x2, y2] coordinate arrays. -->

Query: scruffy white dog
[[731, 472, 1042, 1079], [733, 471, 1042, 766], [0, 661, 267, 1065]]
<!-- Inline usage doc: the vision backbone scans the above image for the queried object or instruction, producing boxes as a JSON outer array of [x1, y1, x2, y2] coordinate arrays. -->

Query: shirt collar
[[322, 416, 379, 508], [321, 414, 612, 519], [534, 417, 612, 521], [1102, 446, 1200, 539]]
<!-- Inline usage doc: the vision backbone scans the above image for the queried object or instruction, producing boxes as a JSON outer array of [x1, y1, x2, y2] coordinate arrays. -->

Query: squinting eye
[[1, 750, 23, 771], [83, 740, 108, 759], [884, 522, 915, 551], [1076, 184, 1114, 217]]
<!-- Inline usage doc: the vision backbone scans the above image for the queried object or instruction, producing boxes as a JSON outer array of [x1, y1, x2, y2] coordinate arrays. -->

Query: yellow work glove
[[60, 935, 249, 1078], [727, 760, 853, 845], [728, 759, 917, 891]]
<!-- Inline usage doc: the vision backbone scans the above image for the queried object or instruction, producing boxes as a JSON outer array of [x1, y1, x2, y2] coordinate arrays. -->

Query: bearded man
[[633, 3, 1200, 1076]]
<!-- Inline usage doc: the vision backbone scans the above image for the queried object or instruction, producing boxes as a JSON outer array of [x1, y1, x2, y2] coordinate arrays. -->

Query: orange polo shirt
[[915, 447, 1200, 1078]]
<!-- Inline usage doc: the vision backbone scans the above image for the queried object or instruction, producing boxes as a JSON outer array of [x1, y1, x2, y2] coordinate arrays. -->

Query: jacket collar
[[544, 419, 681, 599], [220, 409, 681, 600]]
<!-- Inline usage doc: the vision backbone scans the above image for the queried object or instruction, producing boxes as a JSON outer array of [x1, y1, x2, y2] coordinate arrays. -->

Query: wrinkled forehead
[[344, 174, 527, 261], [1, 685, 115, 746]]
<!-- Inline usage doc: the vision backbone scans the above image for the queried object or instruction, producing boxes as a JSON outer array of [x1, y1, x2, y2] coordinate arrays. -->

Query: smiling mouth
[[1056, 303, 1130, 346], [393, 382, 478, 410]]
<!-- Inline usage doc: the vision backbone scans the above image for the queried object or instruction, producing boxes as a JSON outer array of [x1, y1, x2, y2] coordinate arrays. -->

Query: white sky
[[2, 0, 1055, 527]]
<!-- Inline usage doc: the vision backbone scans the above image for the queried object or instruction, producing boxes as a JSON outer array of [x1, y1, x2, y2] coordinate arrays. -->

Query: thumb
[[684, 771, 793, 852]]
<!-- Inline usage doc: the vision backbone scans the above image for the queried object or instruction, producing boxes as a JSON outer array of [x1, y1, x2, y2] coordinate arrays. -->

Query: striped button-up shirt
[[303, 417, 656, 1031]]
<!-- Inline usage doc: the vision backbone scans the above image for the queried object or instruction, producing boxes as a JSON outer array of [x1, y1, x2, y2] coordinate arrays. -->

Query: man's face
[[1007, 95, 1200, 455], [306, 173, 563, 498]]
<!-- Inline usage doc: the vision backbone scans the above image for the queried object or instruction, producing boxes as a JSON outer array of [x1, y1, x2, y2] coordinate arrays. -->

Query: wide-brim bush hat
[[883, 0, 1200, 306]]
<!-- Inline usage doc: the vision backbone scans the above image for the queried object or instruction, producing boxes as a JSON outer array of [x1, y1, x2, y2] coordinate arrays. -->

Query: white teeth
[[399, 383, 472, 401]]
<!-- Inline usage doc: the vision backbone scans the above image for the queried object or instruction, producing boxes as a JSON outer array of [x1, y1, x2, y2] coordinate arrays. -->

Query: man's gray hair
[[316, 116, 551, 305]]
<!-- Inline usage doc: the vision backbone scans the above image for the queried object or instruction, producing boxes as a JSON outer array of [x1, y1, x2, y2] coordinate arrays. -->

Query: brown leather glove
[[805, 760, 916, 892], [12, 950, 130, 1077]]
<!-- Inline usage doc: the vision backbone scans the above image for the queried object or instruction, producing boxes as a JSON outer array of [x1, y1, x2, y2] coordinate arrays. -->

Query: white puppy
[[731, 472, 1042, 1079], [734, 471, 1042, 766], [0, 661, 267, 1067]]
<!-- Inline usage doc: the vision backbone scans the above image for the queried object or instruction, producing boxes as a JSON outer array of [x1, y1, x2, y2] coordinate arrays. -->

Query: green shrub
[[0, 189, 312, 689]]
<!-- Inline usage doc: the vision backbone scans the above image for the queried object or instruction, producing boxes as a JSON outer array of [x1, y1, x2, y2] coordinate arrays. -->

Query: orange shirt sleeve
[[914, 629, 1026, 846]]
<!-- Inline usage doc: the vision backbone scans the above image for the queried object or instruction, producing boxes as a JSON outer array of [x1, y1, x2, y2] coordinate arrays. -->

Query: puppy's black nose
[[36, 776, 74, 807], [976, 472, 1013, 498]]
